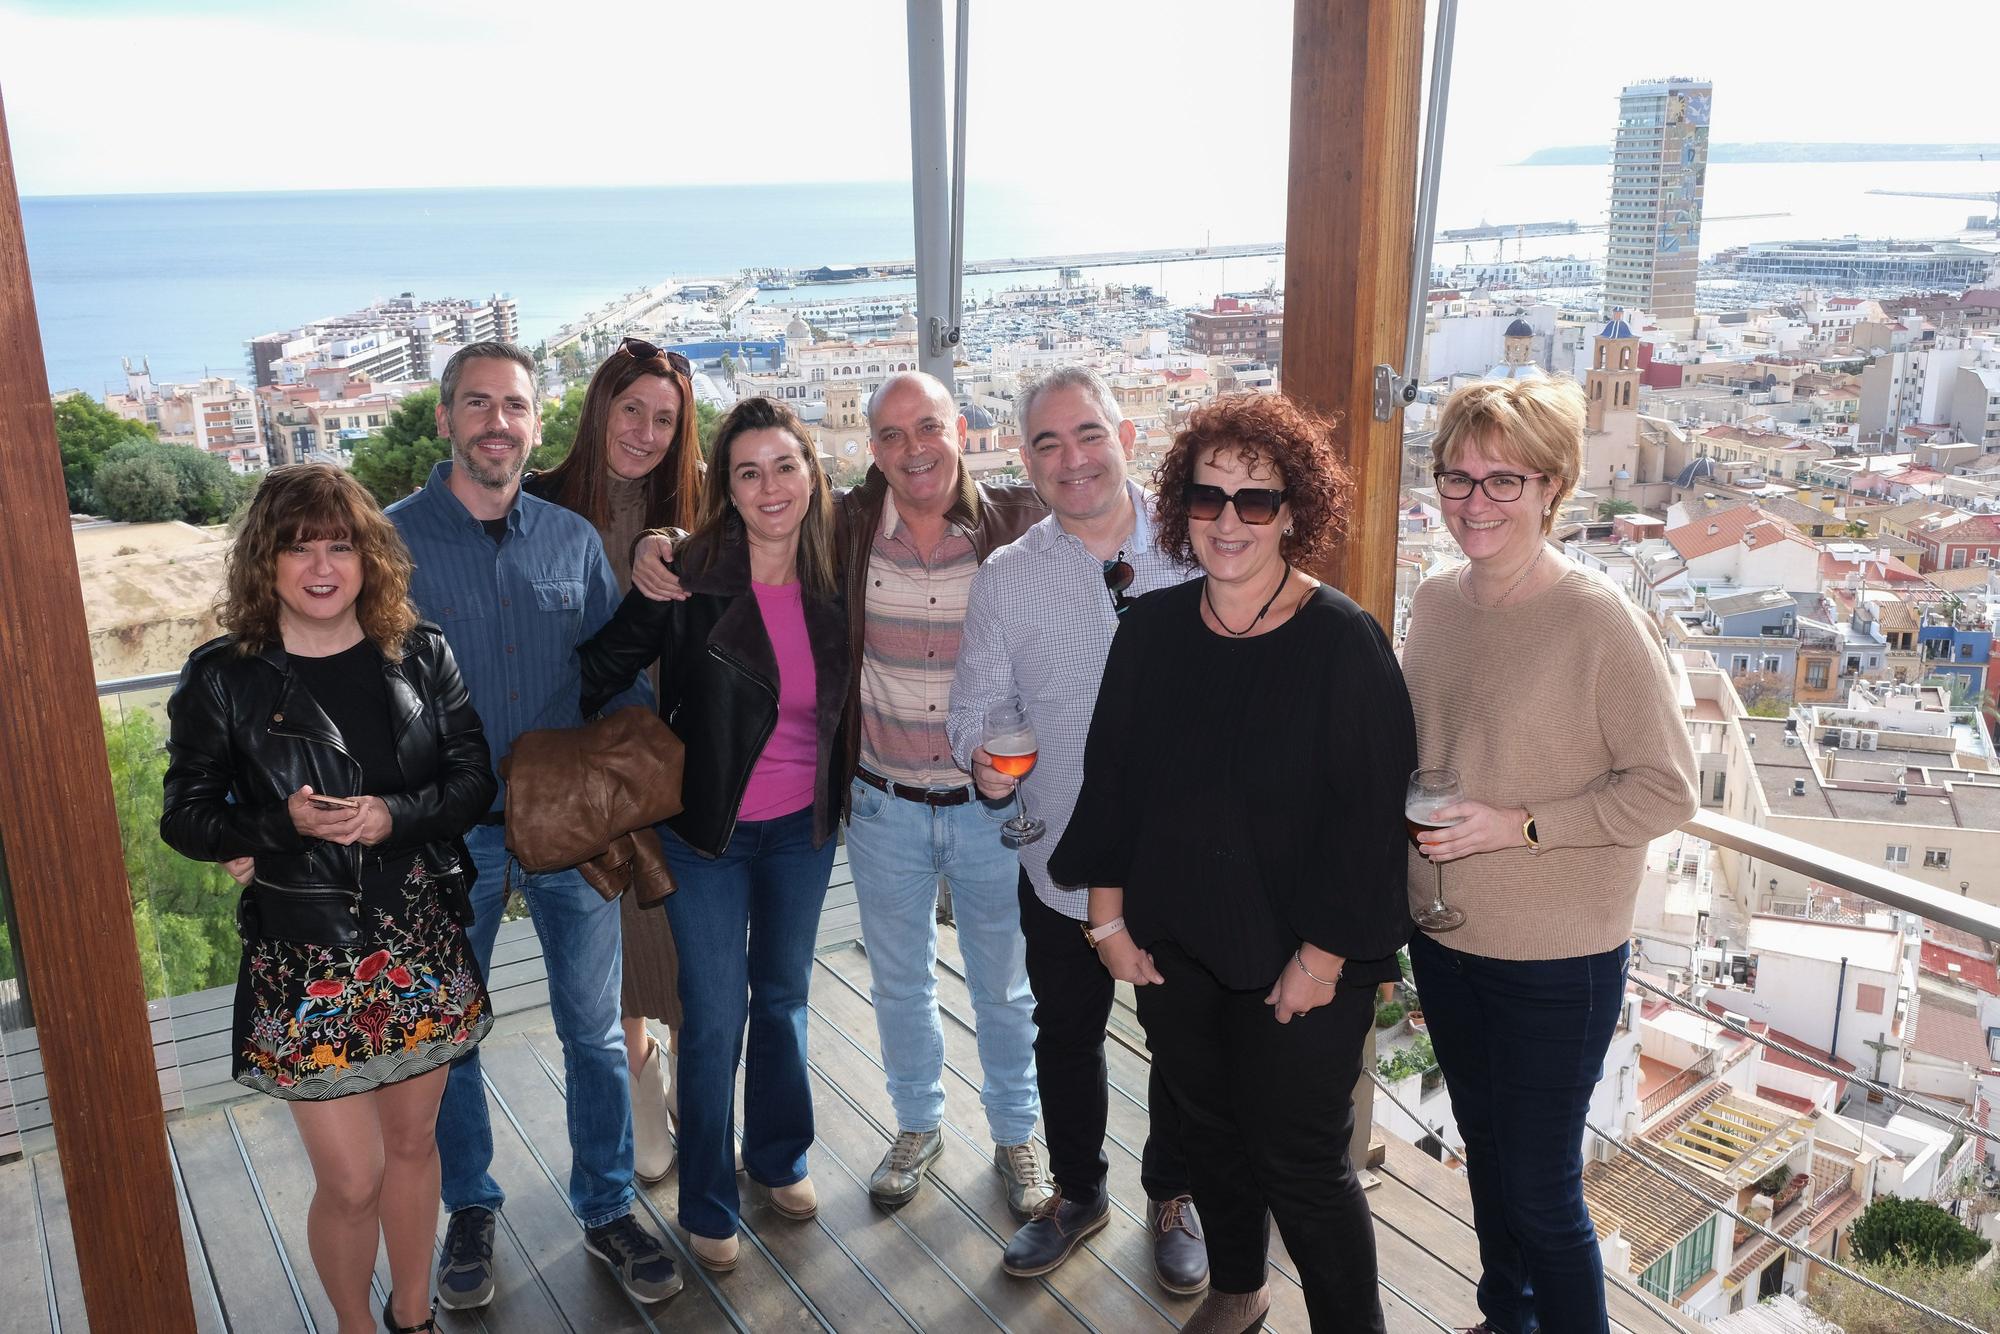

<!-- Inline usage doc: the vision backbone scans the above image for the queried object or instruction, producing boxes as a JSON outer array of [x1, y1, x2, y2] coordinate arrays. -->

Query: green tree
[[696, 400, 724, 461], [102, 704, 242, 999], [537, 384, 588, 465], [350, 389, 446, 506], [1811, 1255, 2000, 1332], [1598, 499, 1639, 520], [52, 395, 156, 510], [93, 453, 186, 522], [1847, 1196, 1990, 1267]]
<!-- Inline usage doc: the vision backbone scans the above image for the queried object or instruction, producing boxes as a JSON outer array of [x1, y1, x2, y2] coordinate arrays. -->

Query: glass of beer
[[984, 697, 1045, 848], [1408, 767, 1467, 932]]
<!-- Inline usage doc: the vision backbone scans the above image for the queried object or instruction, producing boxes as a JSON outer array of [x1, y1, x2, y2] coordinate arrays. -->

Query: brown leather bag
[[499, 706, 685, 905]]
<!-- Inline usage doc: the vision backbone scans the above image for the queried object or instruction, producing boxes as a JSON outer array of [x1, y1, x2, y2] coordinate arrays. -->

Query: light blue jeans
[[436, 823, 634, 1228], [844, 776, 1039, 1145]]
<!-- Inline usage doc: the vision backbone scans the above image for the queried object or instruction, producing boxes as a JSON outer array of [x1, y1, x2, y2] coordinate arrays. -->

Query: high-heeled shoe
[[381, 1292, 439, 1333]]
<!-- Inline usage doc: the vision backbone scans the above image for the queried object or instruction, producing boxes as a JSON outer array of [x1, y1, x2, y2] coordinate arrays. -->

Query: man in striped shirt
[[837, 374, 1054, 1220]]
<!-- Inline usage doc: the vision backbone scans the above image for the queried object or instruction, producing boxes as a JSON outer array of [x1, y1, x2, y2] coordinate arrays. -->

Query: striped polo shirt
[[857, 493, 980, 788]]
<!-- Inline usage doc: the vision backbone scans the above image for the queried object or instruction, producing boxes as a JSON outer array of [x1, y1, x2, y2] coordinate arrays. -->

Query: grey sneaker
[[869, 1128, 943, 1208], [436, 1206, 496, 1310], [582, 1212, 683, 1304], [993, 1142, 1055, 1222]]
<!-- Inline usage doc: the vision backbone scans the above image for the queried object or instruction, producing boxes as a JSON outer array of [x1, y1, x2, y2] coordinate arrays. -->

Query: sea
[[21, 161, 1997, 396]]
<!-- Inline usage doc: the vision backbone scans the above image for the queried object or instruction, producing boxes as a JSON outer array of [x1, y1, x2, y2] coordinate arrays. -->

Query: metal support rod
[[904, 0, 955, 389], [1401, 0, 1459, 386], [947, 0, 969, 349]]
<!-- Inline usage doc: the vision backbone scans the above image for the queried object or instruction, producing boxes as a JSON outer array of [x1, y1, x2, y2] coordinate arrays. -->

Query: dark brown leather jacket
[[499, 706, 685, 905], [833, 465, 1046, 787]]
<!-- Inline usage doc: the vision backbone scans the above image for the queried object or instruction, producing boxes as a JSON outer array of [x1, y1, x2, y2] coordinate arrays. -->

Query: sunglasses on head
[[1102, 557, 1135, 617], [618, 337, 693, 377], [1181, 482, 1287, 525]]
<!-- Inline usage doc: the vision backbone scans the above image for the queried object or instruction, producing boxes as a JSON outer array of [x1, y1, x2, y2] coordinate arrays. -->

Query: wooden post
[[1284, 0, 1424, 626], [0, 87, 198, 1331], [1284, 0, 1426, 1177]]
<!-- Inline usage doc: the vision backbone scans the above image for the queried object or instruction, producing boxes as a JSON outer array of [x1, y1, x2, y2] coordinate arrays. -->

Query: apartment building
[[248, 292, 519, 389], [1603, 78, 1712, 324], [1186, 296, 1282, 367]]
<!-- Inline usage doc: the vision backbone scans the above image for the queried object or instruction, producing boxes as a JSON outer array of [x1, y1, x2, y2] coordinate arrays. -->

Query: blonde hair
[[1431, 378, 1586, 534]]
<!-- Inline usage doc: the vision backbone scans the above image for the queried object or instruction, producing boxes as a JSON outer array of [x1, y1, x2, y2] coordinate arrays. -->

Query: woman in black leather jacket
[[578, 396, 849, 1273], [162, 463, 495, 1334]]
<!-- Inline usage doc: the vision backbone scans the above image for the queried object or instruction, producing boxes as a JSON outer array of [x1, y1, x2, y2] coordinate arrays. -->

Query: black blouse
[[1047, 580, 1418, 991]]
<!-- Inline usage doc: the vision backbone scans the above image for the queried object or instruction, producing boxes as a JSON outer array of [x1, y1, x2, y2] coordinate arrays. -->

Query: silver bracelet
[[1294, 948, 1339, 987]]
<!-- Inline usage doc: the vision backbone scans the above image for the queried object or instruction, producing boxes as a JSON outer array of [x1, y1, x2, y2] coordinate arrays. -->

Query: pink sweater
[[738, 580, 820, 821]]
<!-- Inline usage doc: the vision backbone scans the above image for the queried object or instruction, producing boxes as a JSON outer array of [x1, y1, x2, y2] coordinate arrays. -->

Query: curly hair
[[1152, 392, 1350, 570], [220, 463, 419, 659]]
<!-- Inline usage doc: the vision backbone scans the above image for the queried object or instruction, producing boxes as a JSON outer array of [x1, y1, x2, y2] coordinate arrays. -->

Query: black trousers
[[1137, 940, 1384, 1331], [1017, 874, 1190, 1205]]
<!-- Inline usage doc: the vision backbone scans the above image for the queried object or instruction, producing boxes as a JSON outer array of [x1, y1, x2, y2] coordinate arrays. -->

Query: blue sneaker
[[583, 1212, 683, 1304], [436, 1206, 496, 1310]]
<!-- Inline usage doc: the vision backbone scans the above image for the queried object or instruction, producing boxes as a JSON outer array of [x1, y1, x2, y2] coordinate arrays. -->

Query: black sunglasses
[[1182, 482, 1287, 526], [619, 337, 693, 377], [1103, 557, 1135, 617]]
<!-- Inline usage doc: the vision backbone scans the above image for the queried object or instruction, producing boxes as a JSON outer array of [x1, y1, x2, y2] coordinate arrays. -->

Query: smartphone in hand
[[309, 795, 361, 812]]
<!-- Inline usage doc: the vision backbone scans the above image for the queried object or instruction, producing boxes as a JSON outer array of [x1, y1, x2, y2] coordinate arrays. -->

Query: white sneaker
[[631, 1034, 676, 1183]]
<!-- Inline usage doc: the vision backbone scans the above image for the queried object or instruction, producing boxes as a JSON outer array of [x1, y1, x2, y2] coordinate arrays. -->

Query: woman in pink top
[[579, 398, 850, 1271]]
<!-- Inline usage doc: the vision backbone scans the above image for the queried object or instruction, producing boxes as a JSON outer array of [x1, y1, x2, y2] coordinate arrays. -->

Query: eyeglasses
[[1102, 557, 1135, 617], [1432, 469, 1545, 502], [1181, 482, 1287, 526], [618, 337, 693, 377]]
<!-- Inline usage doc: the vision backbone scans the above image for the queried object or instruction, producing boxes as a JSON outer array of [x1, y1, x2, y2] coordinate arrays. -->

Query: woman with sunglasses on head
[[575, 397, 849, 1272], [526, 337, 703, 1184], [1403, 377, 1695, 1334], [1050, 393, 1416, 1333]]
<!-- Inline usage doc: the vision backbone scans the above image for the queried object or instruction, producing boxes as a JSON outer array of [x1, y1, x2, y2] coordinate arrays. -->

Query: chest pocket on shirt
[[533, 578, 586, 635], [431, 597, 487, 625]]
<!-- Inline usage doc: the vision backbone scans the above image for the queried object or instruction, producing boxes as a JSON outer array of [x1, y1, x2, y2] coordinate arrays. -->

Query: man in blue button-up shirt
[[387, 342, 678, 1309]]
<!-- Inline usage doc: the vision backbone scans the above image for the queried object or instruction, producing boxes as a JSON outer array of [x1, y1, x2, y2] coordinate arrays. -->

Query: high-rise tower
[[1603, 78, 1712, 324]]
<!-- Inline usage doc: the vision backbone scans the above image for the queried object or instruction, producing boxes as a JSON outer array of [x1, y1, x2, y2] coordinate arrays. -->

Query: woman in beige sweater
[[1402, 377, 1696, 1334]]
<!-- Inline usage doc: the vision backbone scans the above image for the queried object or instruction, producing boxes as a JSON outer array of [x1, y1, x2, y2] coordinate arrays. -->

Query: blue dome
[[1601, 318, 1635, 340], [1674, 455, 1717, 488], [960, 401, 995, 431], [1505, 318, 1534, 337]]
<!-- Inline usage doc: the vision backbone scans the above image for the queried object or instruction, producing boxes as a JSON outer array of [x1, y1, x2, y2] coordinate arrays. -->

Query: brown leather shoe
[[1148, 1194, 1210, 1295], [1001, 1190, 1110, 1277]]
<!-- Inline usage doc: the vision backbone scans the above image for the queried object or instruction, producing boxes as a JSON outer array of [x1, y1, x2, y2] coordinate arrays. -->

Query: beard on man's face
[[453, 430, 529, 490]]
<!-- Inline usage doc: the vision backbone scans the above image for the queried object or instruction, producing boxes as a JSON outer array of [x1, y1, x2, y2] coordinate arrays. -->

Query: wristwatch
[[1522, 814, 1541, 850], [1081, 916, 1126, 947]]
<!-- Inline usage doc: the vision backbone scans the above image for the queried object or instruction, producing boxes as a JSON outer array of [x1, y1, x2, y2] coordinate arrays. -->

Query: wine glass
[[1407, 767, 1467, 932], [983, 697, 1045, 848]]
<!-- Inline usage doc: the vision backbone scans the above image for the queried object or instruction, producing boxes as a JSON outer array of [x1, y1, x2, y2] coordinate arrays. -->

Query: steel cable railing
[[1627, 972, 2000, 1149], [1367, 1069, 1983, 1332]]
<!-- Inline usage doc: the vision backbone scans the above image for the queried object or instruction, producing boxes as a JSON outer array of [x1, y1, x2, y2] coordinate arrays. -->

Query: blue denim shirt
[[387, 460, 651, 813]]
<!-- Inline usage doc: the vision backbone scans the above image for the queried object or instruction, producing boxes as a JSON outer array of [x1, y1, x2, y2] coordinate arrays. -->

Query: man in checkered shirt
[[947, 367, 1209, 1294]]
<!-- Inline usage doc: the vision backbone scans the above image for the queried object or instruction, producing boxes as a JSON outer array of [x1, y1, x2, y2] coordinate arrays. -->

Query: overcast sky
[[2, 0, 1995, 198]]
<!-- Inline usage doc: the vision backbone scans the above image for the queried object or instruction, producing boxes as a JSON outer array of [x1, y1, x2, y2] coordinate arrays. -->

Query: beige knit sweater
[[1400, 564, 1698, 961]]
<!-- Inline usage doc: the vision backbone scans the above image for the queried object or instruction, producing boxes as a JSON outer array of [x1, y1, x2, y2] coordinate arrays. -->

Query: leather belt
[[856, 767, 974, 808]]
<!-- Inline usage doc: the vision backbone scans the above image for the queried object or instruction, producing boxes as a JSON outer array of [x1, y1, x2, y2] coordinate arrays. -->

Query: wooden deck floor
[[2, 920, 1697, 1332]]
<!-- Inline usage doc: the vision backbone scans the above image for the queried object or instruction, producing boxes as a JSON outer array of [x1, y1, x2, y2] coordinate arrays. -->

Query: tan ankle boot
[[630, 1034, 675, 1183], [1180, 1284, 1270, 1334]]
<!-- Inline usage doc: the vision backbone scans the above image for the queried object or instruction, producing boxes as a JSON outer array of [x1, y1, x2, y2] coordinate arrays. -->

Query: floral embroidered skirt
[[233, 859, 492, 1101]]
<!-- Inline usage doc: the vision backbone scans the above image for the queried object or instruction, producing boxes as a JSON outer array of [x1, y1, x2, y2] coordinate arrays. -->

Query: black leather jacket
[[579, 530, 850, 858], [160, 625, 496, 946]]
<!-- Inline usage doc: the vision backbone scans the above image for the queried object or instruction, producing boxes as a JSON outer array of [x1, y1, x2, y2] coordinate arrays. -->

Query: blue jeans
[[1412, 931, 1629, 1334], [658, 806, 834, 1240], [436, 824, 634, 1229], [843, 777, 1039, 1145]]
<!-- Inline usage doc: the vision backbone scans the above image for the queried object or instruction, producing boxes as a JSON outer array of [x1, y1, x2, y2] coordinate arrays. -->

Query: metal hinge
[[1374, 364, 1419, 422]]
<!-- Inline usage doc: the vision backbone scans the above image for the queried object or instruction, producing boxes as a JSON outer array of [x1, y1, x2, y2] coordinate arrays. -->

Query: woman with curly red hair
[[1051, 392, 1416, 1333], [162, 463, 496, 1333]]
